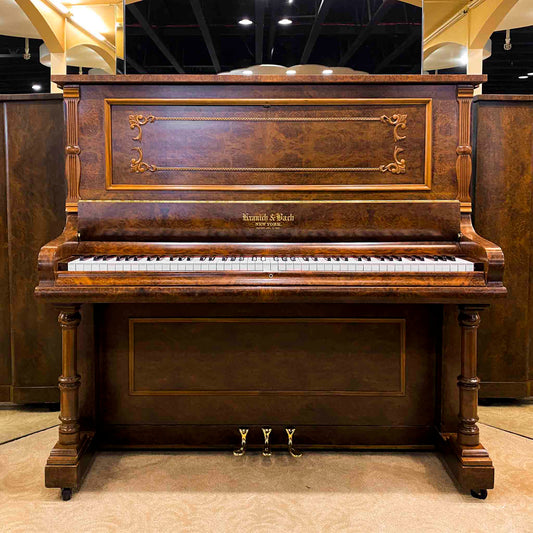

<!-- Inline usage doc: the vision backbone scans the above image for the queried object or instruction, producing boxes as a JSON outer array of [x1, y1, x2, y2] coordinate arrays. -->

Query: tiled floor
[[0, 402, 531, 532]]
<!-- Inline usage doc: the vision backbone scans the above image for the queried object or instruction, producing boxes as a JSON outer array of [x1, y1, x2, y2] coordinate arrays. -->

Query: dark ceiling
[[125, 0, 422, 74], [0, 0, 531, 94]]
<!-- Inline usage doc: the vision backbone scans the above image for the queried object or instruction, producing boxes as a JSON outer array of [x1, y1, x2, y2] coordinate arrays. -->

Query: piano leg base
[[45, 431, 96, 494], [438, 432, 494, 496]]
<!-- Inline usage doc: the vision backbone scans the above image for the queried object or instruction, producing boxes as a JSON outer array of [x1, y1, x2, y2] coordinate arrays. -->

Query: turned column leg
[[57, 306, 81, 446], [457, 305, 484, 447]]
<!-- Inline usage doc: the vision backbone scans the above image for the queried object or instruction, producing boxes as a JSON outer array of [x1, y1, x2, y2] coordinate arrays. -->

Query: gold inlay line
[[128, 113, 407, 175], [154, 116, 383, 121], [128, 318, 406, 398], [79, 199, 457, 204]]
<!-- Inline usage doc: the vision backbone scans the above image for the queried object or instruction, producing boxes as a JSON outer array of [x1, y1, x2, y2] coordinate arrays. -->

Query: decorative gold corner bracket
[[129, 114, 156, 141], [127, 112, 407, 175], [380, 146, 406, 174], [380, 114, 407, 142]]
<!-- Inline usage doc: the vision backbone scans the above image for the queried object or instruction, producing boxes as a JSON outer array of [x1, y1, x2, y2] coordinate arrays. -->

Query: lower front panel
[[96, 303, 439, 448]]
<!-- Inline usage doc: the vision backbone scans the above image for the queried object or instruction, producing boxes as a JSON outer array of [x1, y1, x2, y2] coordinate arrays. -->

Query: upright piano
[[36, 74, 505, 501]]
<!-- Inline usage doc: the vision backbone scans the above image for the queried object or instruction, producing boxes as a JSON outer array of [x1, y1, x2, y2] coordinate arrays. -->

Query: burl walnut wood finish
[[0, 94, 66, 403], [36, 75, 504, 498], [473, 95, 533, 398]]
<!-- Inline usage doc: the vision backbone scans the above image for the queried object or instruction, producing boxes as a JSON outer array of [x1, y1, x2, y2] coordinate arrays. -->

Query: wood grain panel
[[0, 96, 66, 402], [0, 103, 11, 394], [473, 96, 533, 398], [105, 98, 431, 191], [78, 83, 458, 203], [98, 303, 437, 429], [78, 200, 461, 242], [128, 318, 405, 396]]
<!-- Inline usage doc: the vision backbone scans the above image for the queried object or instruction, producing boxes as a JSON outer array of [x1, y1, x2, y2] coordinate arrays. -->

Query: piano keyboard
[[67, 256, 475, 273]]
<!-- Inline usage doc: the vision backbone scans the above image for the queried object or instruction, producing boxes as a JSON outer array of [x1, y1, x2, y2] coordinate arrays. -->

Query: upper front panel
[[105, 97, 431, 192], [72, 81, 464, 241]]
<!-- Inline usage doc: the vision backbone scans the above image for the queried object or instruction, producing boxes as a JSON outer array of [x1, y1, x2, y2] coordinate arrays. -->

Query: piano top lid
[[51, 74, 487, 88]]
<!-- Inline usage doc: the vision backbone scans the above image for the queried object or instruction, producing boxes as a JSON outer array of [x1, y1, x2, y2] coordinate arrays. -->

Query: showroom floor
[[0, 401, 531, 533]]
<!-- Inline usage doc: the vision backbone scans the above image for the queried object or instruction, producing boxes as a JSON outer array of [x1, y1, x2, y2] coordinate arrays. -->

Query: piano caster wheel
[[233, 428, 249, 456], [61, 488, 72, 501], [262, 427, 272, 457], [286, 428, 302, 458], [470, 489, 488, 500]]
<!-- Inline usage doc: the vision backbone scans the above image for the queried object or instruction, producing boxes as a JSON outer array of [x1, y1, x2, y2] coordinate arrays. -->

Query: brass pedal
[[286, 428, 302, 457], [262, 427, 272, 456], [233, 427, 249, 456]]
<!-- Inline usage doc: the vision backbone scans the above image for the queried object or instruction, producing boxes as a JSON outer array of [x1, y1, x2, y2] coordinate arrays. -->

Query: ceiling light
[[528, 72, 533, 76], [278, 18, 293, 25], [286, 69, 296, 75], [32, 84, 41, 91], [242, 70, 253, 76], [287, 0, 294, 3], [322, 69, 333, 75], [238, 17, 253, 26], [518, 75, 528, 79]]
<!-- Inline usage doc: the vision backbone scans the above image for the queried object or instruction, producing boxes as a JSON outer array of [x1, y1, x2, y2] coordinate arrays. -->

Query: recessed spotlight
[[238, 17, 253, 26], [286, 69, 296, 75], [278, 18, 292, 25], [322, 69, 333, 75], [287, 0, 294, 3], [32, 84, 41, 91], [242, 70, 253, 76], [518, 75, 528, 79]]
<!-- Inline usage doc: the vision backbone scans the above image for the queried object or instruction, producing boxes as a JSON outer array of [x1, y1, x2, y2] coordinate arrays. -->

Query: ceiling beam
[[300, 0, 335, 64], [255, 0, 265, 64], [126, 55, 148, 74], [267, 0, 281, 62], [190, 0, 220, 73], [374, 30, 419, 73], [338, 0, 397, 67], [126, 24, 416, 38], [127, 4, 185, 74]]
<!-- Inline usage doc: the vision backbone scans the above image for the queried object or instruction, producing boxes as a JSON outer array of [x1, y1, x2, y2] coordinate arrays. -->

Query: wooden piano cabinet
[[0, 94, 65, 403], [37, 75, 503, 499], [473, 95, 533, 398]]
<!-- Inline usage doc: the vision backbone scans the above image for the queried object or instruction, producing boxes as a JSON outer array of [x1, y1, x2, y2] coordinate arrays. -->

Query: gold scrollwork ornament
[[129, 114, 156, 141], [131, 147, 157, 173], [381, 114, 407, 142], [380, 146, 406, 174]]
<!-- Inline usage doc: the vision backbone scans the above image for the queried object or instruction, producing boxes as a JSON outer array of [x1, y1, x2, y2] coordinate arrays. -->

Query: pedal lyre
[[262, 427, 272, 456], [233, 427, 249, 456], [286, 428, 302, 457]]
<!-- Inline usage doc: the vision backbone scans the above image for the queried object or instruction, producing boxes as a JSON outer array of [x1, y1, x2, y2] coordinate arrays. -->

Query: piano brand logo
[[242, 212, 295, 229]]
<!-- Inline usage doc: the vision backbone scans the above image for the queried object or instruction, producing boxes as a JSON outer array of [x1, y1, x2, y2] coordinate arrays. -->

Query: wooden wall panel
[[0, 95, 66, 403], [0, 103, 11, 402], [473, 95, 533, 398]]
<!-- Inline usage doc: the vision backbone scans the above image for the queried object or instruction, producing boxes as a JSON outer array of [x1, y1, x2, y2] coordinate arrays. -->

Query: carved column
[[456, 85, 474, 215], [58, 306, 81, 446], [63, 86, 81, 214], [457, 305, 483, 447]]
